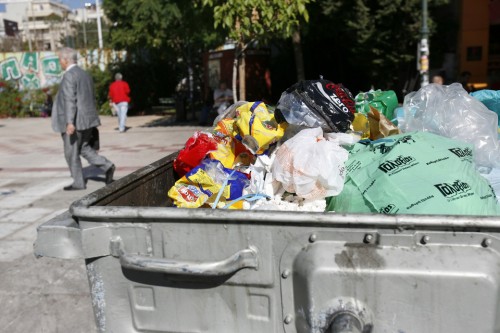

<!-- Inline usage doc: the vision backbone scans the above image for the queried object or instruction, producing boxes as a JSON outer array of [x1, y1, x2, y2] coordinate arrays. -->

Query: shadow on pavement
[[83, 165, 107, 184], [140, 114, 201, 127]]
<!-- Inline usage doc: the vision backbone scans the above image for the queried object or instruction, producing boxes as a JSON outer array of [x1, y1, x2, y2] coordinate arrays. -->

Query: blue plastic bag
[[471, 90, 500, 125]]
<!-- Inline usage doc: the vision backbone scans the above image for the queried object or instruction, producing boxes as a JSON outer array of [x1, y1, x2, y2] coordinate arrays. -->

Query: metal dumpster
[[35, 152, 500, 333]]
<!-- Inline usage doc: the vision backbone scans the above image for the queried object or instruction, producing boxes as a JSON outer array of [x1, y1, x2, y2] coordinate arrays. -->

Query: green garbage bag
[[327, 131, 500, 215], [355, 89, 399, 120]]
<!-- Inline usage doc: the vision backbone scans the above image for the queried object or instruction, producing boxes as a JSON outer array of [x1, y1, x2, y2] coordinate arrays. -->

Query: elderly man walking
[[108, 72, 131, 133], [51, 47, 115, 191]]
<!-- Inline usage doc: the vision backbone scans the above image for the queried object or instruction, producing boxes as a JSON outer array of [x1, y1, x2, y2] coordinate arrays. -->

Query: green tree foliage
[[103, 0, 221, 54], [101, 0, 222, 114], [71, 20, 111, 50], [199, 0, 313, 99], [201, 0, 312, 43], [317, 0, 449, 90]]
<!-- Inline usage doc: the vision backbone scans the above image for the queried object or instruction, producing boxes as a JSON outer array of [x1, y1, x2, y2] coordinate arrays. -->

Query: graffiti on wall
[[0, 52, 61, 89], [0, 49, 126, 90]]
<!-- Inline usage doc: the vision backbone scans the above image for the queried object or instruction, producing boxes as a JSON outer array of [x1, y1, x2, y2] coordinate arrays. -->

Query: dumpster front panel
[[80, 218, 500, 333], [280, 229, 500, 333]]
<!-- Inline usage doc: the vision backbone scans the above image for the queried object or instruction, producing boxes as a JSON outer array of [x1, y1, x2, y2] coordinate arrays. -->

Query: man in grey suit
[[52, 47, 115, 191]]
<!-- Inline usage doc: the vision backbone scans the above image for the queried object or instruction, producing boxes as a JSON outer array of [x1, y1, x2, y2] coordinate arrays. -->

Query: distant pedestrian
[[51, 47, 115, 191], [108, 73, 131, 133], [459, 71, 473, 92], [431, 74, 444, 85], [213, 81, 233, 115], [41, 87, 53, 117]]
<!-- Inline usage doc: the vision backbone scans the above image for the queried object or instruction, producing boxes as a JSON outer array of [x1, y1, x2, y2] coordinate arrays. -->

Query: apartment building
[[0, 0, 73, 51]]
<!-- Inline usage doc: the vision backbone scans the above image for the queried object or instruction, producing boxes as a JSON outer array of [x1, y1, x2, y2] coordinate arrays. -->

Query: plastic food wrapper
[[275, 79, 355, 133], [210, 118, 255, 169], [173, 131, 217, 177], [367, 106, 401, 140], [352, 106, 400, 140], [351, 113, 370, 139], [327, 131, 500, 215], [233, 101, 287, 155], [400, 83, 500, 169], [168, 159, 249, 209], [471, 89, 500, 126], [355, 89, 399, 119], [271, 127, 350, 200], [213, 101, 247, 125]]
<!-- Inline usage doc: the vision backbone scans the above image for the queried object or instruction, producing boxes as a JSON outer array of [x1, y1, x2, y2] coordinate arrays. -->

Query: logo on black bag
[[434, 180, 471, 198], [449, 147, 473, 158], [378, 155, 417, 174], [379, 204, 398, 214]]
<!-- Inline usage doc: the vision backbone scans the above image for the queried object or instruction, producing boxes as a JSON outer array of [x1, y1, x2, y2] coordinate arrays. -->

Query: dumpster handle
[[111, 238, 259, 277]]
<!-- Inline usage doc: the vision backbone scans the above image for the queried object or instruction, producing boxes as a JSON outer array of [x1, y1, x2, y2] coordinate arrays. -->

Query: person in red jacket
[[108, 73, 131, 133]]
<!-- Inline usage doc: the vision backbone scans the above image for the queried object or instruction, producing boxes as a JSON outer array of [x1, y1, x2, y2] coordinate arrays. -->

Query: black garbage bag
[[276, 79, 356, 133]]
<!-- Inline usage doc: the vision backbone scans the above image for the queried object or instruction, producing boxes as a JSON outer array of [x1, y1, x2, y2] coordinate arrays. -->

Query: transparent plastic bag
[[401, 83, 500, 169], [271, 127, 349, 200]]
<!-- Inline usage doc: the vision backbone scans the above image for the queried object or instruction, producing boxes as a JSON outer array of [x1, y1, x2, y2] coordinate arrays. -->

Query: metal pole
[[419, 0, 429, 87], [25, 1, 32, 51], [83, 5, 87, 48], [25, 16, 32, 51], [95, 0, 103, 49]]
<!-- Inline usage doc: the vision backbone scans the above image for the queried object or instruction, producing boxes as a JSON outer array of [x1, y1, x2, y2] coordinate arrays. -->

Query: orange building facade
[[458, 0, 500, 89]]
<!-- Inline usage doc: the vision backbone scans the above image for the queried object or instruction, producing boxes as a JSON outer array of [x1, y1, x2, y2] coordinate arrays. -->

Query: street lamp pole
[[83, 4, 88, 48], [95, 0, 103, 49], [419, 0, 430, 87]]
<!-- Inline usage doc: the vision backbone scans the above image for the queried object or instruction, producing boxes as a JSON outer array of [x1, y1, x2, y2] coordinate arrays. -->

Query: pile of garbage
[[168, 80, 500, 216]]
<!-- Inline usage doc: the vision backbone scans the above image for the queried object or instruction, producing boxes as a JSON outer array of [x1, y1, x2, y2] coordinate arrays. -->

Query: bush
[[87, 66, 113, 115], [0, 79, 59, 118], [0, 80, 24, 118]]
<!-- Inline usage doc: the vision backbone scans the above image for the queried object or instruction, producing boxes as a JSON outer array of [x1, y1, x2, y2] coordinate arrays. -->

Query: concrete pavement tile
[[0, 209, 15, 218], [0, 223, 28, 239], [0, 294, 96, 333], [2, 207, 52, 223], [0, 255, 96, 332], [0, 240, 34, 261], [0, 179, 72, 209], [9, 223, 38, 241], [0, 179, 15, 187]]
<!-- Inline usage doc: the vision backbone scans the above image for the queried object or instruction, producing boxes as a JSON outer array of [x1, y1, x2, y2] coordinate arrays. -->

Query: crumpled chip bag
[[210, 118, 255, 168], [168, 159, 249, 209], [233, 101, 287, 155], [173, 132, 217, 177], [276, 79, 356, 133]]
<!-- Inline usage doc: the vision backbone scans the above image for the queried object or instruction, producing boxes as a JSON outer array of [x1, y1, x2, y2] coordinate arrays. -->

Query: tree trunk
[[232, 53, 238, 102], [292, 29, 305, 82], [239, 52, 246, 101]]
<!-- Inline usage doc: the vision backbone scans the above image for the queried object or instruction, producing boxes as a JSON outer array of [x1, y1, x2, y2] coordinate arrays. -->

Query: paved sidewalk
[[0, 115, 206, 332]]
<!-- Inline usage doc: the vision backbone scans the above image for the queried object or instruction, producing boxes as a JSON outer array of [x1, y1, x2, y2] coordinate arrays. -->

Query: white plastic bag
[[271, 127, 349, 200], [401, 83, 500, 169]]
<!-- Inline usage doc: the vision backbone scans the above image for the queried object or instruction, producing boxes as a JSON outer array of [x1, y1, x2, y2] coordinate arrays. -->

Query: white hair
[[58, 47, 78, 64], [115, 73, 123, 81]]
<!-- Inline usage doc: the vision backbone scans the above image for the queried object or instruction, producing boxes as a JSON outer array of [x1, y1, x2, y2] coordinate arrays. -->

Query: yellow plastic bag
[[233, 102, 287, 154]]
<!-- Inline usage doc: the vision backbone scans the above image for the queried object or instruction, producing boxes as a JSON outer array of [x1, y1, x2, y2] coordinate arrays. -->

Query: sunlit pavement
[[0, 115, 204, 332]]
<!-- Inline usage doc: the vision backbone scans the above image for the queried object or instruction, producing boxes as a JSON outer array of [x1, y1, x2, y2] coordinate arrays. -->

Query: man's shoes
[[105, 165, 115, 184], [63, 185, 86, 191]]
